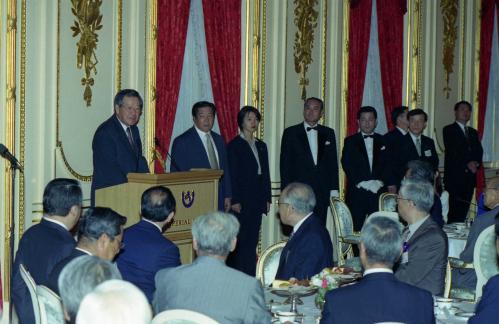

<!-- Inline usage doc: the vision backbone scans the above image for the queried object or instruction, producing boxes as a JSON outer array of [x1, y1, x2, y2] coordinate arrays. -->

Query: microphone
[[0, 143, 23, 172], [154, 137, 180, 171]]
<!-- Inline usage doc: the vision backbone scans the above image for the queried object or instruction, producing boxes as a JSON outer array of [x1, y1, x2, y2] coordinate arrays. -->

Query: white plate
[[455, 311, 474, 318]]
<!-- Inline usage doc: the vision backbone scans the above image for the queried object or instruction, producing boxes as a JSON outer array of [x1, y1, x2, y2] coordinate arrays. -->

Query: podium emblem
[[182, 190, 195, 208]]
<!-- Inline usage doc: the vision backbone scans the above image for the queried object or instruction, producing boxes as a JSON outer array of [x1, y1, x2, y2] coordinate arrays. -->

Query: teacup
[[435, 297, 453, 310], [275, 311, 297, 323]]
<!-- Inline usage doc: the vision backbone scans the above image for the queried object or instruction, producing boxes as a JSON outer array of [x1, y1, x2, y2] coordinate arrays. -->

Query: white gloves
[[356, 180, 384, 194]]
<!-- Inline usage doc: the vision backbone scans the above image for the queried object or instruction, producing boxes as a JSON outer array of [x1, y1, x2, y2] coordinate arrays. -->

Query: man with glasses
[[48, 207, 127, 294], [395, 179, 447, 296], [453, 176, 499, 290]]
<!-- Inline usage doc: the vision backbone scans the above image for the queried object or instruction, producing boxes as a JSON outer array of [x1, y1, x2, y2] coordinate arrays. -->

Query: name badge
[[424, 150, 432, 157], [401, 251, 409, 264]]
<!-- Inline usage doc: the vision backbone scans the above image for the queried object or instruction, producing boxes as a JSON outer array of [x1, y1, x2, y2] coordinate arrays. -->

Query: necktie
[[126, 127, 136, 152], [363, 134, 374, 139], [205, 133, 219, 169], [306, 126, 318, 132], [416, 137, 421, 156]]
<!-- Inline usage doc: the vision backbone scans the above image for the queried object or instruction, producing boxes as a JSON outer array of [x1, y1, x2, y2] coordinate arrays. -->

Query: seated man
[[48, 207, 127, 293], [395, 179, 448, 296], [58, 255, 122, 323], [453, 176, 499, 290], [12, 178, 82, 324], [469, 213, 499, 323], [153, 212, 270, 324], [76, 280, 151, 324], [117, 186, 180, 302], [321, 215, 435, 324], [275, 182, 333, 280]]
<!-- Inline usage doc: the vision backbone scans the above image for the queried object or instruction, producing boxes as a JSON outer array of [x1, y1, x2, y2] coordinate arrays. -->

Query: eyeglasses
[[396, 196, 412, 203], [275, 200, 289, 207]]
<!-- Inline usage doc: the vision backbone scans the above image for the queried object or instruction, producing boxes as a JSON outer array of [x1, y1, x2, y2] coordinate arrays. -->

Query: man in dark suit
[[395, 179, 448, 296], [444, 100, 483, 223], [394, 109, 439, 188], [170, 101, 231, 211], [280, 97, 339, 224], [117, 186, 180, 302], [321, 215, 435, 324], [469, 213, 499, 323], [341, 106, 390, 231], [48, 207, 126, 294], [153, 212, 270, 323], [91, 89, 149, 205], [275, 182, 333, 280], [12, 178, 82, 324], [383, 105, 409, 193], [453, 176, 499, 290]]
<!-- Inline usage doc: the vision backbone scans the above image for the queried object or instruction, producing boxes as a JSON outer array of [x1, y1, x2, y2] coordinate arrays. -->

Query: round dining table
[[443, 223, 470, 258]]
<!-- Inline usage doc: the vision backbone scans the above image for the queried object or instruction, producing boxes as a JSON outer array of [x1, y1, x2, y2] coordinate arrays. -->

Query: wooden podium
[[95, 170, 222, 264]]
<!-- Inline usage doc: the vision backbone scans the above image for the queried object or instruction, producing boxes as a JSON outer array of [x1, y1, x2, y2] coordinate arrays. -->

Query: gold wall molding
[[440, 0, 458, 99], [19, 0, 27, 237], [259, 0, 267, 140], [115, 0, 122, 92], [405, 0, 423, 107], [70, 0, 103, 106], [293, 0, 319, 100], [320, 0, 327, 103], [145, 0, 157, 168], [340, 0, 349, 200], [472, 0, 480, 128]]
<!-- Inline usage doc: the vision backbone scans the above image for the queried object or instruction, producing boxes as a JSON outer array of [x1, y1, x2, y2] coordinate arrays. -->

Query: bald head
[[484, 177, 499, 209]]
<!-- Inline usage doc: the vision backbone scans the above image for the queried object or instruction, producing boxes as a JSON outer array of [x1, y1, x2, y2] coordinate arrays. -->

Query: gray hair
[[58, 255, 122, 321], [399, 179, 434, 213], [76, 280, 151, 324], [192, 212, 240, 257], [281, 182, 316, 214], [361, 216, 404, 267]]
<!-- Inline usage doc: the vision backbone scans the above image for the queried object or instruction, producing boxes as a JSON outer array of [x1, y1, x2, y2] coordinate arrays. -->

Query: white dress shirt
[[194, 126, 220, 166], [363, 268, 393, 276], [304, 122, 318, 165], [361, 132, 374, 171]]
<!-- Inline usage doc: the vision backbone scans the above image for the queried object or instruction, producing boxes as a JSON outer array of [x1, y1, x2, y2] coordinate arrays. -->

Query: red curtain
[[154, 0, 190, 173], [377, 0, 405, 130], [476, 0, 495, 197], [348, 0, 372, 135], [203, 0, 241, 143]]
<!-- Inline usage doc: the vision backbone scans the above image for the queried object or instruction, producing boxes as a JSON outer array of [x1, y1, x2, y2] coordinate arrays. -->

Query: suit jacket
[[275, 215, 333, 280], [383, 128, 407, 186], [153, 256, 270, 324], [170, 127, 231, 210], [117, 219, 180, 302], [91, 115, 149, 203], [443, 122, 483, 189], [395, 133, 439, 187], [395, 217, 448, 296], [321, 272, 435, 324], [280, 123, 339, 203], [341, 132, 390, 201], [453, 206, 499, 289], [469, 274, 499, 323], [227, 135, 271, 214], [12, 219, 76, 324], [47, 248, 88, 294]]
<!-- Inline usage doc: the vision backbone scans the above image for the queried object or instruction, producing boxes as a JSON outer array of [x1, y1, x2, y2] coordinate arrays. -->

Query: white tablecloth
[[443, 224, 470, 258]]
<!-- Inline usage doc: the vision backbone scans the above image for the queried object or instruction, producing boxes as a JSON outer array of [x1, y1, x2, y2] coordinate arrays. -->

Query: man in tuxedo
[[469, 213, 499, 323], [117, 186, 180, 302], [170, 101, 231, 211], [444, 101, 483, 223], [48, 207, 127, 294], [280, 97, 339, 224], [321, 215, 435, 324], [453, 176, 499, 290], [395, 179, 448, 296], [341, 106, 390, 231], [92, 89, 149, 205], [383, 105, 409, 193], [394, 109, 439, 188], [153, 212, 270, 323], [12, 178, 82, 324], [275, 182, 333, 280]]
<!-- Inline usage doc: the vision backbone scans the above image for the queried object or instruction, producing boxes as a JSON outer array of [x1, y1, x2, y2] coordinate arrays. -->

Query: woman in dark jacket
[[226, 106, 271, 276]]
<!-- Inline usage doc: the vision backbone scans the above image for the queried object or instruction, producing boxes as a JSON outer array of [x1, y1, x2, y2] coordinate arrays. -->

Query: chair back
[[473, 225, 499, 299], [378, 193, 398, 212], [19, 264, 41, 324], [443, 260, 451, 298], [256, 241, 286, 286], [330, 197, 354, 265], [36, 285, 65, 324], [151, 309, 219, 324]]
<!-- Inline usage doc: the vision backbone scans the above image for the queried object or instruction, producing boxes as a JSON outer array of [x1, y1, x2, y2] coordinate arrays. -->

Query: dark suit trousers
[[448, 175, 475, 223], [347, 188, 379, 232]]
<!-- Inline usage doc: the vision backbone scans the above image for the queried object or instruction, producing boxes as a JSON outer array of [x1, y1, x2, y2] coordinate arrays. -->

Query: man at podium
[[91, 89, 149, 205]]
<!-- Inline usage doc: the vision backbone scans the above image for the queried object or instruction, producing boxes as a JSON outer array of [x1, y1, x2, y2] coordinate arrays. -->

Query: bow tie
[[363, 134, 374, 139], [306, 126, 318, 132]]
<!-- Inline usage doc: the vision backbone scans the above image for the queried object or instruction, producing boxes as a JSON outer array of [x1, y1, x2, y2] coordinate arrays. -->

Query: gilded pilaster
[[340, 0, 349, 199], [472, 0, 480, 130], [440, 0, 458, 99], [406, 0, 423, 107], [19, 0, 26, 237], [145, 0, 157, 168], [115, 0, 122, 92]]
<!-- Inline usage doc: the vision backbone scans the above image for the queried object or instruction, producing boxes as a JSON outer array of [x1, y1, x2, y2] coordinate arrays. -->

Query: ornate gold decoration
[[440, 0, 458, 98], [321, 0, 327, 103], [70, 0, 103, 106], [293, 0, 319, 100], [472, 0, 481, 129], [145, 0, 158, 168], [115, 0, 122, 93], [258, 0, 267, 140], [7, 14, 16, 31], [340, 0, 349, 200], [19, 0, 27, 237], [405, 0, 423, 107]]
